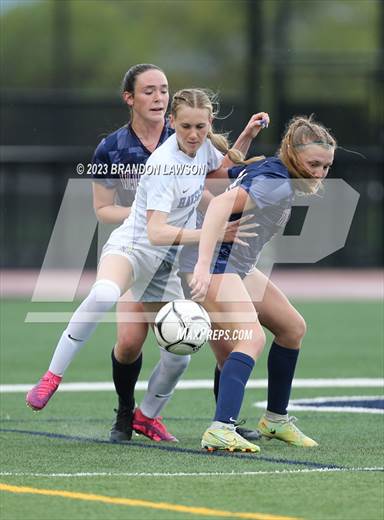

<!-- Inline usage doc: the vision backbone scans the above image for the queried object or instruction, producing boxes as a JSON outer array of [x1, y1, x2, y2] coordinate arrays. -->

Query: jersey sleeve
[[228, 165, 246, 179], [91, 139, 117, 189], [206, 140, 224, 172], [241, 173, 292, 209], [145, 168, 175, 213]]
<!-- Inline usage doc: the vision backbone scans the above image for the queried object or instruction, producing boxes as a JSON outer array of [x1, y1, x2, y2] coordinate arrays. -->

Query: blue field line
[[0, 416, 216, 424], [0, 427, 342, 469], [0, 417, 108, 424]]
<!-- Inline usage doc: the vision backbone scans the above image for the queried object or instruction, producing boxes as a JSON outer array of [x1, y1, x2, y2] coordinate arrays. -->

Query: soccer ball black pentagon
[[154, 299, 211, 355]]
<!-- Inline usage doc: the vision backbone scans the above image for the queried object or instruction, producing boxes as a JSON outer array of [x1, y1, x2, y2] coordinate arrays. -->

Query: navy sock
[[111, 349, 142, 410], [267, 342, 299, 415], [214, 352, 255, 423], [213, 365, 221, 403]]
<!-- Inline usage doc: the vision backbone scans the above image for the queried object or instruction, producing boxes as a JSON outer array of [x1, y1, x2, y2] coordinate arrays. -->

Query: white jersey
[[106, 133, 223, 262]]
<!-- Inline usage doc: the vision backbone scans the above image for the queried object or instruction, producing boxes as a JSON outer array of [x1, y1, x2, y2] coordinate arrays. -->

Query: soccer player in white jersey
[[26, 88, 269, 441], [90, 65, 263, 442]]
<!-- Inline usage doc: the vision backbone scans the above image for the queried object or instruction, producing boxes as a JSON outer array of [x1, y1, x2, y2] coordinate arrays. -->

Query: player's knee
[[115, 334, 145, 365], [236, 327, 266, 360], [116, 323, 147, 352], [289, 314, 307, 344], [114, 343, 142, 364], [92, 279, 121, 309], [279, 313, 307, 347]]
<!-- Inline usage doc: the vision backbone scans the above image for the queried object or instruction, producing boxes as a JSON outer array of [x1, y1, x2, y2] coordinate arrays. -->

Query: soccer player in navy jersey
[[186, 115, 336, 452], [28, 64, 182, 442], [26, 79, 268, 444], [91, 64, 180, 442]]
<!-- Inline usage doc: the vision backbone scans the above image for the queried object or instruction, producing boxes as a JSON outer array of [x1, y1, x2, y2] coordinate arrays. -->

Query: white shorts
[[100, 243, 184, 302]]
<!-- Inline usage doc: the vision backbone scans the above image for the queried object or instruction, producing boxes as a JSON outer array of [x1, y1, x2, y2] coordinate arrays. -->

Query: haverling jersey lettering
[[106, 133, 223, 263]]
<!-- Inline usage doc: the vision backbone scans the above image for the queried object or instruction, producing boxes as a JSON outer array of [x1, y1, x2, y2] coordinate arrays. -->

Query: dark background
[[1, 0, 382, 268]]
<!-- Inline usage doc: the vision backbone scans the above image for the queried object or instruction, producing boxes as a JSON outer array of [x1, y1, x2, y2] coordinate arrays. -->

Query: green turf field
[[1, 299, 383, 520]]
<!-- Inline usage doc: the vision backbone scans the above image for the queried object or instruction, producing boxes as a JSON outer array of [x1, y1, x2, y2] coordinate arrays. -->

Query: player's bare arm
[[220, 112, 270, 169], [190, 188, 256, 300], [146, 209, 252, 247], [206, 112, 270, 179], [92, 182, 131, 224], [146, 210, 201, 246]]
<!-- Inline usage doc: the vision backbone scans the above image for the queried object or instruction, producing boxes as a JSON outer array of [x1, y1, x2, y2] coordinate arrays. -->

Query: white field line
[[287, 406, 383, 414], [0, 467, 382, 478], [1, 378, 383, 394], [24, 311, 277, 323], [253, 395, 384, 414]]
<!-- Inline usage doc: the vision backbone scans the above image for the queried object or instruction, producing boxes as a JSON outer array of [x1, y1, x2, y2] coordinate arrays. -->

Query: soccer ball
[[154, 299, 211, 356]]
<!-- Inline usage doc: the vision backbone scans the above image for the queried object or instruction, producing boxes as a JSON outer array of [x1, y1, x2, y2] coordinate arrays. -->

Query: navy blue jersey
[[218, 156, 293, 274], [92, 121, 174, 206], [179, 157, 294, 276]]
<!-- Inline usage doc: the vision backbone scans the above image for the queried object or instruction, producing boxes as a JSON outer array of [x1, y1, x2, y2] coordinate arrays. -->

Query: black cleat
[[236, 426, 262, 442], [109, 401, 134, 442]]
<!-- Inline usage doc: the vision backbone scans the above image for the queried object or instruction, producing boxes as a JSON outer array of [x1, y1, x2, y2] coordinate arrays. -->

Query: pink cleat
[[132, 408, 178, 442], [26, 371, 62, 411]]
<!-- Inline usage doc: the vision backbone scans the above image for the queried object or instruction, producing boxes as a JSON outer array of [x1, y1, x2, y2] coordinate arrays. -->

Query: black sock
[[213, 365, 221, 403], [267, 342, 299, 415], [111, 349, 142, 411]]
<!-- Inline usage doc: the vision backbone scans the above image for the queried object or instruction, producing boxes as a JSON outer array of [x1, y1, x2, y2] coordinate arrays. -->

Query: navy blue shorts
[[178, 245, 249, 298]]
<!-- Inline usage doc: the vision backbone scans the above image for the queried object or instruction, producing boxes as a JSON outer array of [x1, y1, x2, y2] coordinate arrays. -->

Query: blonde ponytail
[[171, 88, 264, 166], [206, 130, 263, 165], [278, 115, 337, 194]]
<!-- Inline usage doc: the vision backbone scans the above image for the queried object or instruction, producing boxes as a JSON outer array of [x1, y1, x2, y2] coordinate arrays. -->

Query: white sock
[[139, 349, 190, 418], [48, 280, 121, 376], [265, 410, 289, 423], [211, 421, 235, 430]]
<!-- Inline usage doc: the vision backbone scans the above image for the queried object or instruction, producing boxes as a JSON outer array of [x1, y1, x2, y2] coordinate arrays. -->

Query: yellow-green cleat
[[258, 415, 318, 447], [201, 425, 260, 453]]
